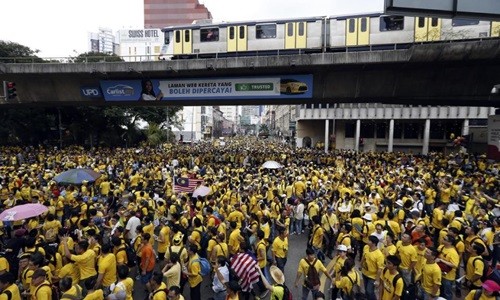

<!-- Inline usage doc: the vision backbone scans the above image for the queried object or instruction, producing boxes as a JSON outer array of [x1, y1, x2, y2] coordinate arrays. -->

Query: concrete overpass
[[1, 39, 500, 106]]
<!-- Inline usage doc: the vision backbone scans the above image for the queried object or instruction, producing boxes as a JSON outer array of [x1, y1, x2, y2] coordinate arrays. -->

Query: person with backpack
[[255, 265, 291, 300], [465, 242, 487, 290], [380, 255, 404, 300], [361, 235, 385, 300], [149, 271, 168, 300], [294, 248, 333, 300], [418, 247, 442, 300], [464, 279, 500, 300], [0, 272, 21, 300], [30, 268, 53, 300], [184, 244, 202, 300], [333, 257, 360, 300]]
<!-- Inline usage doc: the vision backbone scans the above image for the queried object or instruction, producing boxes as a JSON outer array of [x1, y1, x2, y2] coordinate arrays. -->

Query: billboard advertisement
[[118, 29, 162, 44], [100, 75, 313, 101], [487, 114, 500, 160]]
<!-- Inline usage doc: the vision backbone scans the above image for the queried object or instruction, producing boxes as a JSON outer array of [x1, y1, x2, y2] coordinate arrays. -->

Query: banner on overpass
[[100, 74, 313, 101]]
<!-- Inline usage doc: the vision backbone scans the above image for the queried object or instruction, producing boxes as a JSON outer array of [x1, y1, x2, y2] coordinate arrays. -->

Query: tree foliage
[[73, 52, 124, 63], [0, 41, 44, 63]]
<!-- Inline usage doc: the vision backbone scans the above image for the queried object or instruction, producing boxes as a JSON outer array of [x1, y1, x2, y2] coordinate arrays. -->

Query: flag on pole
[[173, 176, 203, 193]]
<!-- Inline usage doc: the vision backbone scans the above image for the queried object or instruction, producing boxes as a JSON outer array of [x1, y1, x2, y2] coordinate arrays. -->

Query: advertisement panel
[[100, 75, 313, 101], [487, 114, 500, 160], [118, 29, 162, 43]]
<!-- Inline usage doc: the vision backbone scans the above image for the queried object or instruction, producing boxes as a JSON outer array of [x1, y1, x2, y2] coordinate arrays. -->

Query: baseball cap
[[482, 280, 500, 293], [337, 245, 348, 252]]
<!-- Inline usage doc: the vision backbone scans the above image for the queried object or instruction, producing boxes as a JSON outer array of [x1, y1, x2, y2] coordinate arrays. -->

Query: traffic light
[[3, 81, 17, 100]]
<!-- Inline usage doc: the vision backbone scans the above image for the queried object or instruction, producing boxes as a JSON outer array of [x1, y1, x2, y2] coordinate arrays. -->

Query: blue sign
[[101, 75, 313, 101], [80, 86, 102, 98], [100, 80, 142, 101]]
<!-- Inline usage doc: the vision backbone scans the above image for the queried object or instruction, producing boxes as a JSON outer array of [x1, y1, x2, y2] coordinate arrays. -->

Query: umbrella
[[192, 186, 211, 198], [0, 203, 48, 221], [54, 168, 101, 185], [262, 160, 283, 169]]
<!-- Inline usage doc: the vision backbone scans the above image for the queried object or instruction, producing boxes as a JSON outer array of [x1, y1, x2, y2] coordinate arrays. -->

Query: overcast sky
[[0, 0, 384, 58]]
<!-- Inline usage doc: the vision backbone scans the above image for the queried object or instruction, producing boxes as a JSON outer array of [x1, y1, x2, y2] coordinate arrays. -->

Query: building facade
[[88, 28, 115, 54], [115, 28, 163, 61], [144, 0, 212, 28]]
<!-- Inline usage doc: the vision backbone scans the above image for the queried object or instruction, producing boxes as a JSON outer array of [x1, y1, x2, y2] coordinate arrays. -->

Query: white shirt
[[212, 265, 229, 293], [125, 216, 141, 240], [294, 203, 305, 220]]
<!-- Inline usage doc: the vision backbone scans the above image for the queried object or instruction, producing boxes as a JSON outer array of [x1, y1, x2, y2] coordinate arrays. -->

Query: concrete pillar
[[462, 119, 469, 136], [355, 119, 361, 151], [423, 119, 430, 155], [324, 119, 329, 153], [388, 119, 394, 152]]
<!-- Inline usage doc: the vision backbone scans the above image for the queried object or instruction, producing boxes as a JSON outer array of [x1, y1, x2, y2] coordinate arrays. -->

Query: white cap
[[337, 244, 348, 252], [395, 199, 404, 207], [362, 213, 372, 221]]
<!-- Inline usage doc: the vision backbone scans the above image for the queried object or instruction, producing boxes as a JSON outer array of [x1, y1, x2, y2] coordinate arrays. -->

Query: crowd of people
[[0, 137, 498, 300]]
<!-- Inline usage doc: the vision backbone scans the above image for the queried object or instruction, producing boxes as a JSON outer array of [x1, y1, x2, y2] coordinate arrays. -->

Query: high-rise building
[[88, 28, 115, 54], [144, 0, 212, 28]]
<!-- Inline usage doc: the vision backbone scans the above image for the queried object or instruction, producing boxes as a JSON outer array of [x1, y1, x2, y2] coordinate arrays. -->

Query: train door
[[173, 29, 192, 55], [345, 17, 370, 46], [414, 17, 441, 42], [285, 21, 307, 49], [491, 21, 500, 37], [227, 25, 248, 52]]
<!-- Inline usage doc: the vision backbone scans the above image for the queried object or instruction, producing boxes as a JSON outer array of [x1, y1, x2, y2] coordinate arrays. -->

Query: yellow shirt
[[157, 226, 171, 253], [466, 255, 485, 287], [228, 229, 242, 255], [438, 245, 460, 280], [58, 263, 80, 286], [297, 258, 327, 286], [310, 224, 324, 248], [70, 249, 97, 280], [34, 281, 52, 300], [83, 289, 104, 300], [97, 253, 117, 287], [112, 278, 134, 300], [61, 285, 83, 300], [396, 242, 418, 270], [464, 289, 497, 300], [330, 255, 346, 276], [421, 262, 441, 295], [164, 262, 181, 289], [0, 283, 21, 300], [187, 254, 203, 287], [381, 269, 404, 300], [335, 270, 360, 295], [361, 246, 385, 280], [272, 237, 288, 259], [152, 282, 168, 300]]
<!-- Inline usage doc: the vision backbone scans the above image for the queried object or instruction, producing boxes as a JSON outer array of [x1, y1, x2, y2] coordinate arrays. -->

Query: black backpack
[[273, 284, 292, 300], [194, 228, 210, 257], [118, 244, 137, 268], [472, 257, 493, 282], [383, 268, 412, 300]]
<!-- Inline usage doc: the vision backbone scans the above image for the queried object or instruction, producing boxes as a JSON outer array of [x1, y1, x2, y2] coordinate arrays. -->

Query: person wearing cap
[[30, 268, 52, 300], [361, 235, 385, 300], [464, 279, 500, 300], [361, 213, 375, 257], [333, 257, 359, 300], [0, 272, 21, 300], [328, 244, 349, 299]]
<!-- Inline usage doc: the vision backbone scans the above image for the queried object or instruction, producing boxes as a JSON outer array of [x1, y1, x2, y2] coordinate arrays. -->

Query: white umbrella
[[262, 160, 283, 169], [192, 185, 211, 198]]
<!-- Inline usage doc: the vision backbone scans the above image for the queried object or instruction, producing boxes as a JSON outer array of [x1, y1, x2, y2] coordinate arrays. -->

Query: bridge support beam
[[423, 119, 430, 155], [324, 120, 329, 153], [355, 119, 361, 152], [388, 119, 394, 153]]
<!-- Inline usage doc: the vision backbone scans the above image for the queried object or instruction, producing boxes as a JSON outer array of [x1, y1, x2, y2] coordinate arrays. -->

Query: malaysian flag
[[230, 252, 259, 292], [173, 176, 203, 193]]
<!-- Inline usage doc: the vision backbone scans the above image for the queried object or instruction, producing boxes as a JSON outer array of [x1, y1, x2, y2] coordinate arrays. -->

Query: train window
[[184, 30, 190, 43], [418, 17, 425, 28], [200, 28, 219, 42], [452, 18, 480, 27], [256, 24, 276, 39], [287, 23, 294, 37], [164, 32, 170, 45], [229, 27, 235, 40], [298, 22, 305, 36], [348, 19, 355, 33], [431, 18, 439, 27], [239, 26, 245, 39], [360, 18, 367, 32], [175, 31, 181, 43], [379, 16, 404, 31]]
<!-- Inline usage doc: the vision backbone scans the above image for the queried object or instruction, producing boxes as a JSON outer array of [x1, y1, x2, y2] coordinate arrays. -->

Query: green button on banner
[[235, 83, 274, 91]]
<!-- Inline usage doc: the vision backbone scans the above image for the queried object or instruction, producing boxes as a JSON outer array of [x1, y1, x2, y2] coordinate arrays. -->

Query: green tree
[[73, 52, 124, 63], [0, 40, 44, 63]]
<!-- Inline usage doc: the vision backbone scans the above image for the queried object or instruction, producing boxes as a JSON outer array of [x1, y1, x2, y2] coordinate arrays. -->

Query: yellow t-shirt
[[297, 258, 327, 287], [361, 246, 385, 280], [421, 262, 441, 295], [272, 237, 288, 259], [228, 229, 242, 255], [187, 254, 203, 288], [335, 270, 360, 295], [152, 282, 168, 300], [381, 269, 404, 300], [164, 262, 181, 289], [60, 284, 83, 300], [466, 255, 484, 287], [464, 289, 497, 300], [310, 225, 324, 248], [396, 242, 418, 270], [70, 249, 97, 280], [437, 245, 460, 281], [256, 241, 267, 269], [98, 253, 117, 287], [0, 283, 21, 300], [58, 263, 80, 286], [112, 278, 134, 300], [34, 281, 52, 300], [83, 289, 104, 300]]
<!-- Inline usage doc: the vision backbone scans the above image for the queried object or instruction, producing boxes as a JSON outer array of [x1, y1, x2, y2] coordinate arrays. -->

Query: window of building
[[445, 120, 462, 140], [200, 28, 219, 42], [430, 121, 445, 139], [361, 121, 375, 138], [379, 16, 404, 31], [394, 122, 403, 139], [256, 24, 277, 39], [345, 122, 356, 138], [452, 18, 480, 27]]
